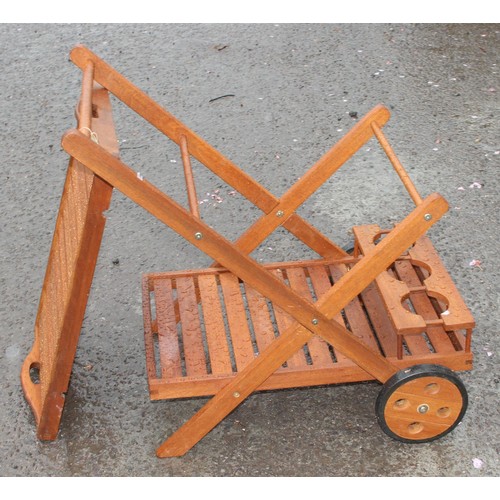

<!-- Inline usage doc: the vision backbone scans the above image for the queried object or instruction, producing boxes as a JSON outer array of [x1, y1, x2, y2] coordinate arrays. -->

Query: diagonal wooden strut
[[70, 45, 389, 260], [62, 129, 449, 457]]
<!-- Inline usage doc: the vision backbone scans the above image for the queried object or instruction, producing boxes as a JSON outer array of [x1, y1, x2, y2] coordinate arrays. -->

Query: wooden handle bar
[[371, 122, 423, 206], [78, 61, 95, 133]]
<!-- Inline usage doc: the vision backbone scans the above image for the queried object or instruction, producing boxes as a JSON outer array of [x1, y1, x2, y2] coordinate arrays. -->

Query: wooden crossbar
[[179, 135, 200, 218]]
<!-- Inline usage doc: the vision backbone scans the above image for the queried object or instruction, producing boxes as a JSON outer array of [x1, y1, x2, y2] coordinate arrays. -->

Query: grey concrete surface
[[0, 23, 498, 477]]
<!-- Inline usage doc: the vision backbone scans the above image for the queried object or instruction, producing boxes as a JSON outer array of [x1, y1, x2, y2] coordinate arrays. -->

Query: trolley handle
[[76, 61, 96, 138]]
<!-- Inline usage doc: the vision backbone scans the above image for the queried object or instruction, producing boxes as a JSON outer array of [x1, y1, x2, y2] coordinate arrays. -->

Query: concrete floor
[[0, 24, 498, 478]]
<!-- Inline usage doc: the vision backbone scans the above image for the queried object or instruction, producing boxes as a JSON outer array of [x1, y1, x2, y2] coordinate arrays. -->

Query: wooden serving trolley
[[21, 46, 474, 457]]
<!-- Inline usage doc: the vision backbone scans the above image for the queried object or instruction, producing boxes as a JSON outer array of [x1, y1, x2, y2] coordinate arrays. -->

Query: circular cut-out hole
[[394, 398, 410, 410], [408, 422, 424, 435], [437, 407, 451, 418], [424, 382, 440, 395], [373, 232, 388, 245], [29, 363, 40, 385]]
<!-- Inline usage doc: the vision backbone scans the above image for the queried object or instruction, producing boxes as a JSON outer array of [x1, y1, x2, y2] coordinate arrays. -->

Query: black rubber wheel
[[376, 364, 468, 443], [342, 245, 355, 255]]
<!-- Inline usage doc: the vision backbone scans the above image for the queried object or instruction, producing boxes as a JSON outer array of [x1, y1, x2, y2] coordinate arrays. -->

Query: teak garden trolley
[[21, 46, 475, 457]]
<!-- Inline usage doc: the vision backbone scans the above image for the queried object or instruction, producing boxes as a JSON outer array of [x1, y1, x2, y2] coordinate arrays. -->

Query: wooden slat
[[218, 273, 255, 370], [271, 269, 308, 369], [306, 266, 337, 366], [320, 267, 351, 364], [244, 283, 277, 355], [287, 266, 332, 367], [176, 277, 207, 377], [154, 279, 183, 378], [197, 275, 233, 375], [360, 282, 398, 358], [142, 277, 157, 381], [403, 333, 432, 356], [329, 264, 382, 353]]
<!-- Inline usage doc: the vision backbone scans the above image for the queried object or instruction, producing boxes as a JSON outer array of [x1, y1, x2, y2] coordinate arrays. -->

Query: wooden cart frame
[[22, 46, 474, 457]]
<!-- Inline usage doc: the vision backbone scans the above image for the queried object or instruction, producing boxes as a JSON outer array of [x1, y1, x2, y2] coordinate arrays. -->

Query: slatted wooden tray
[[142, 232, 473, 401]]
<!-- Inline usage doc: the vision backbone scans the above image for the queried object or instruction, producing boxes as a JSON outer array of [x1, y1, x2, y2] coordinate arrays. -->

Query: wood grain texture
[[154, 279, 183, 378], [197, 275, 233, 375], [64, 129, 430, 382]]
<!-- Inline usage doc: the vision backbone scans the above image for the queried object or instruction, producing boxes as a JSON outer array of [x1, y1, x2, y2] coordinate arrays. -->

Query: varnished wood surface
[[354, 224, 474, 360], [409, 236, 475, 331]]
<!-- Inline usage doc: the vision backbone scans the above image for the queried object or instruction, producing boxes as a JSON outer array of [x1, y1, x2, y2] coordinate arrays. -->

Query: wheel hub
[[376, 364, 468, 443]]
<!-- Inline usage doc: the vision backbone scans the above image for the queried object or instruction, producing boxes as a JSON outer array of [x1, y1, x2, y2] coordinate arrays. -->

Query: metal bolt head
[[417, 404, 429, 414], [312, 318, 319, 325], [233, 392, 240, 398], [194, 232, 203, 240], [276, 210, 284, 217], [424, 214, 432, 221]]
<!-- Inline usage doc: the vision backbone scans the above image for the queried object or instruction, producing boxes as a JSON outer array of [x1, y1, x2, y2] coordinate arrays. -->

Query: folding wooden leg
[[61, 129, 448, 456]]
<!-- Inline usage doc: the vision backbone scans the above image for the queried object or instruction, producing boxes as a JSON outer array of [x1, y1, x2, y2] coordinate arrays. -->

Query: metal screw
[[312, 318, 319, 325], [194, 232, 203, 240], [276, 210, 284, 217], [424, 214, 432, 221], [233, 392, 240, 398], [418, 404, 429, 414]]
